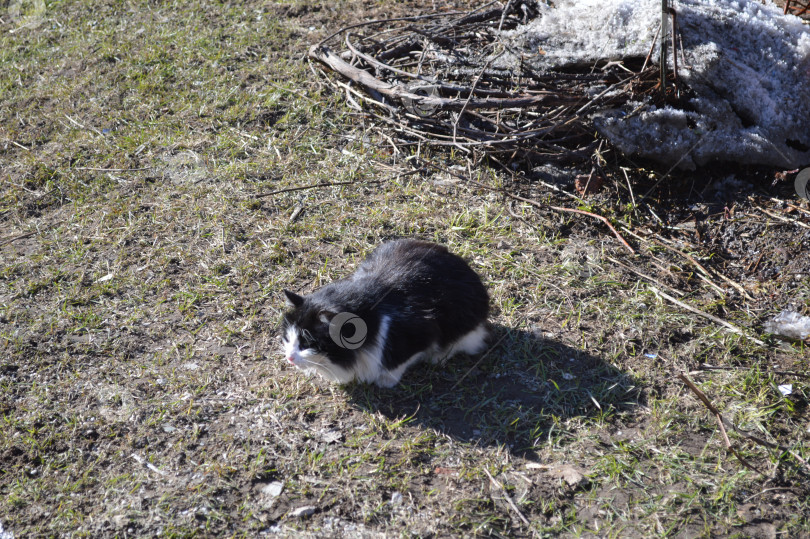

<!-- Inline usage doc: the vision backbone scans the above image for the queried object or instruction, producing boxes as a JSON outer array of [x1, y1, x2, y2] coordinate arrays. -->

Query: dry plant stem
[[344, 34, 434, 84], [452, 53, 501, 151], [74, 166, 150, 172], [335, 79, 397, 114], [651, 287, 766, 346], [641, 23, 662, 73], [547, 204, 636, 254], [700, 364, 810, 380], [679, 373, 810, 476], [652, 237, 753, 300], [0, 231, 36, 247], [769, 197, 810, 217], [677, 373, 768, 477], [344, 35, 511, 100], [760, 207, 810, 229], [497, 0, 514, 32], [620, 167, 638, 209], [574, 71, 640, 115], [451, 331, 511, 390], [605, 255, 684, 297], [503, 192, 635, 253], [314, 12, 465, 48], [482, 468, 530, 526], [417, 157, 634, 253], [8, 139, 31, 151], [254, 179, 386, 198]]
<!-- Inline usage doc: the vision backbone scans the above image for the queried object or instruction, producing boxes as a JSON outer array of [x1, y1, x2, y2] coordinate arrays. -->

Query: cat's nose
[[287, 356, 295, 363]]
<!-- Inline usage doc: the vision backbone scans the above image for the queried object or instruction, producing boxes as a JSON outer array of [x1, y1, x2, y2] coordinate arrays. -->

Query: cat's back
[[353, 239, 487, 310], [354, 239, 457, 282]]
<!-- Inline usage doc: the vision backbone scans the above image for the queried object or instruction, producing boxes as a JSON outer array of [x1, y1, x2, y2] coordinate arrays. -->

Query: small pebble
[[290, 505, 316, 518], [262, 481, 283, 497]]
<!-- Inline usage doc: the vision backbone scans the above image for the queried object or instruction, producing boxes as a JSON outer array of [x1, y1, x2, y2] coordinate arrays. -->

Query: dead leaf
[[550, 464, 588, 488]]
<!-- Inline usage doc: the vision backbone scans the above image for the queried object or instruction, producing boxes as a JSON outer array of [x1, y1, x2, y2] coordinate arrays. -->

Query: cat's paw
[[374, 371, 401, 388]]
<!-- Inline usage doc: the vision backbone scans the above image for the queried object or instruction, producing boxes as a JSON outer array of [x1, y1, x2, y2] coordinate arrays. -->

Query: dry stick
[[760, 207, 810, 230], [651, 287, 766, 346], [641, 23, 662, 73], [651, 237, 753, 301], [254, 179, 383, 198], [699, 363, 810, 380], [74, 166, 150, 172], [255, 168, 426, 198], [415, 157, 630, 251], [345, 34, 436, 84], [64, 114, 104, 137], [677, 373, 768, 477], [344, 34, 508, 100], [660, 0, 669, 96], [452, 53, 502, 152], [670, 7, 679, 89], [418, 157, 633, 252], [680, 373, 810, 476], [309, 45, 578, 111], [7, 139, 31, 151], [334, 79, 397, 114], [620, 167, 638, 212], [549, 204, 636, 254], [693, 273, 729, 299], [509, 193, 635, 254], [605, 255, 685, 297], [496, 0, 514, 32], [0, 231, 36, 248], [574, 71, 640, 115], [314, 12, 466, 48], [769, 197, 810, 218], [483, 468, 530, 526]]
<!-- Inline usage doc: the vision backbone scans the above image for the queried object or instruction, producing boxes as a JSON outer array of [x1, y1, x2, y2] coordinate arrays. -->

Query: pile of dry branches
[[309, 0, 662, 166]]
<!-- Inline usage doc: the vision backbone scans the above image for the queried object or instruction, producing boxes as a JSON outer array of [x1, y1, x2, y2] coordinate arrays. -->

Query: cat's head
[[280, 290, 366, 383]]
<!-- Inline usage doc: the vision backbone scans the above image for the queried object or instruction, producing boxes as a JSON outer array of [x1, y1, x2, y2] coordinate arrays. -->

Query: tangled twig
[[308, 0, 660, 165]]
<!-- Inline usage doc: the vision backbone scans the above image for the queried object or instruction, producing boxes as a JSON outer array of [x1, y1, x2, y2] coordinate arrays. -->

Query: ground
[[1, 0, 809, 537]]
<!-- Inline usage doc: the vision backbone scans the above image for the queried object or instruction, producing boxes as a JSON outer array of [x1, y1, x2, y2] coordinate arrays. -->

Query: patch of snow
[[778, 384, 793, 396], [764, 309, 810, 340], [501, 0, 810, 169], [0, 520, 14, 539]]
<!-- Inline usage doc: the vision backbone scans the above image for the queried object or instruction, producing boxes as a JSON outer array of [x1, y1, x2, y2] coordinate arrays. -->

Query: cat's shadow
[[344, 325, 645, 459]]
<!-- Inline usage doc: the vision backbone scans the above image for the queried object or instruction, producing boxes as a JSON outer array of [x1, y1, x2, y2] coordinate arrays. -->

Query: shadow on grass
[[344, 324, 645, 459]]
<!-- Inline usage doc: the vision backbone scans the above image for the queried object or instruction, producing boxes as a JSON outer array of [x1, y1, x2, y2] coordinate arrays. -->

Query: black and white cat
[[281, 239, 489, 387]]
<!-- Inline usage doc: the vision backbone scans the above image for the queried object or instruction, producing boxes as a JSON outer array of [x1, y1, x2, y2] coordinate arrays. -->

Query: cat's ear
[[318, 310, 336, 325], [283, 289, 304, 308]]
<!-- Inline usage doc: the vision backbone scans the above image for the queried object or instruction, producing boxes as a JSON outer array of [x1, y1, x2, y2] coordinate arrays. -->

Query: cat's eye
[[301, 329, 316, 348]]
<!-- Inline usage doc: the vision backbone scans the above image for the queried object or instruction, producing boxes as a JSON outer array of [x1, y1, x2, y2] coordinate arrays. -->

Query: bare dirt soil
[[1, 1, 809, 537]]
